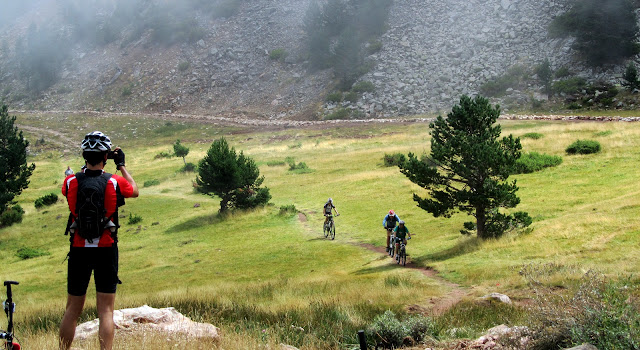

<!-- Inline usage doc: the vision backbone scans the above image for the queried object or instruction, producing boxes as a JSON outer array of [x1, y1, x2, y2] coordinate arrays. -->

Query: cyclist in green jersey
[[393, 220, 411, 260]]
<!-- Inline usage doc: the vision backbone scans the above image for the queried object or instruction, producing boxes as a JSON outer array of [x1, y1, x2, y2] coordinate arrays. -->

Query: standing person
[[64, 165, 74, 177], [383, 210, 401, 253], [393, 220, 411, 261], [59, 131, 139, 350], [323, 198, 339, 226]]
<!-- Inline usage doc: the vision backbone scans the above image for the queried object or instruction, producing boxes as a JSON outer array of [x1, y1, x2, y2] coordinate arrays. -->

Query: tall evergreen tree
[[196, 137, 270, 212], [399, 95, 531, 239], [0, 105, 36, 214]]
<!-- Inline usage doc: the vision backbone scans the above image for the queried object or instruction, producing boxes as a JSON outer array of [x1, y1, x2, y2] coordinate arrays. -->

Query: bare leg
[[59, 294, 86, 350], [96, 292, 116, 350]]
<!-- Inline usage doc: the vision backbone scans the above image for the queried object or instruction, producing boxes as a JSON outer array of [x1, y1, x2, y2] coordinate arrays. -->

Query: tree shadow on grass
[[165, 213, 227, 233], [411, 237, 481, 265]]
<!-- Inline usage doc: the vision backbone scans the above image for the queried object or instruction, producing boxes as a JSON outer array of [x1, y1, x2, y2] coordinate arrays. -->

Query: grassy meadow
[[1, 113, 639, 349]]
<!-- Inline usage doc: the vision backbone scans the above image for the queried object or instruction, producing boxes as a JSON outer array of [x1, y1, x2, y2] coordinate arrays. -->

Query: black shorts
[[67, 247, 120, 296]]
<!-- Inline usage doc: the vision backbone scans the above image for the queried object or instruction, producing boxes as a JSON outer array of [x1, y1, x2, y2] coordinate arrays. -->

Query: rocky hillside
[[0, 0, 635, 119]]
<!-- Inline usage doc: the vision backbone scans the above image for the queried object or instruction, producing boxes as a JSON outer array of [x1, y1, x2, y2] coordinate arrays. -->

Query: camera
[[107, 150, 115, 159]]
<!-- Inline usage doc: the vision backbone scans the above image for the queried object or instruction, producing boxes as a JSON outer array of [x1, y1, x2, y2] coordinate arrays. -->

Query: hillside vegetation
[[1, 114, 639, 348]]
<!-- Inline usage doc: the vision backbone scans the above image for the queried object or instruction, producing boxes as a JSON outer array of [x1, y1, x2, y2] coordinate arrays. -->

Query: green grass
[[3, 113, 640, 348]]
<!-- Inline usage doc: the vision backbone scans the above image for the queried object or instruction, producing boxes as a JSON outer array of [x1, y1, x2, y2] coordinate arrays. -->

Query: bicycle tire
[[401, 247, 406, 266], [330, 222, 335, 240], [323, 222, 329, 238]]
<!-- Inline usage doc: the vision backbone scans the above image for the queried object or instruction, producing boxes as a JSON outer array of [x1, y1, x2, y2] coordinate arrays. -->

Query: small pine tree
[[196, 137, 270, 212], [622, 62, 640, 90], [535, 59, 553, 97], [0, 105, 36, 217], [173, 139, 189, 165]]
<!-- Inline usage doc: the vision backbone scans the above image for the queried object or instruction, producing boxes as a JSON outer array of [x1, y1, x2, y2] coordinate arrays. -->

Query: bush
[[383, 153, 406, 167], [517, 267, 640, 350], [128, 213, 143, 225], [513, 152, 563, 174], [522, 132, 544, 139], [0, 205, 24, 227], [154, 151, 173, 159], [566, 140, 601, 155], [269, 48, 288, 61], [178, 61, 190, 72], [279, 204, 297, 215], [343, 91, 358, 103], [555, 66, 571, 78], [34, 193, 58, 209], [622, 62, 640, 90], [367, 311, 406, 349], [326, 91, 343, 103], [404, 314, 435, 343], [180, 162, 197, 172], [143, 179, 160, 187], [266, 160, 286, 166], [548, 0, 639, 66], [352, 81, 375, 93], [479, 65, 530, 97], [553, 77, 587, 95], [121, 86, 133, 97], [324, 108, 351, 120], [16, 247, 49, 260]]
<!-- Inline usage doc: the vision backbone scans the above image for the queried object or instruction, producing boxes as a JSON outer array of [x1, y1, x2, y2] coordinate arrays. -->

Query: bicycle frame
[[1, 281, 19, 350]]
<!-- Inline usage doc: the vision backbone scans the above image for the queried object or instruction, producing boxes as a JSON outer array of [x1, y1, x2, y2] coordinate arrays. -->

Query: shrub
[[622, 62, 640, 90], [128, 213, 143, 225], [0, 205, 24, 227], [522, 132, 544, 139], [566, 140, 601, 155], [143, 179, 161, 187], [154, 151, 173, 159], [553, 77, 587, 95], [352, 81, 375, 93], [34, 193, 58, 209], [383, 153, 406, 167], [513, 152, 563, 174], [266, 160, 286, 166], [324, 108, 351, 120], [269, 48, 288, 61], [180, 162, 197, 172], [121, 86, 133, 97], [178, 61, 190, 72], [404, 314, 435, 342], [517, 268, 640, 350], [343, 91, 359, 103], [16, 247, 49, 260], [480, 65, 530, 97], [326, 91, 343, 103], [555, 66, 571, 78], [367, 40, 383, 54], [548, 0, 639, 66], [367, 311, 406, 349], [279, 204, 297, 215]]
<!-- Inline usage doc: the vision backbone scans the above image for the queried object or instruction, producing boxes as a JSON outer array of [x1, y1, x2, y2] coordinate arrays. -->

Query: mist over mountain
[[0, 0, 637, 118]]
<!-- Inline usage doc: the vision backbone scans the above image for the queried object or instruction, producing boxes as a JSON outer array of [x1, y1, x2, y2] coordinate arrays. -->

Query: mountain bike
[[386, 228, 395, 257], [323, 214, 338, 240], [395, 237, 410, 266], [1, 281, 20, 350]]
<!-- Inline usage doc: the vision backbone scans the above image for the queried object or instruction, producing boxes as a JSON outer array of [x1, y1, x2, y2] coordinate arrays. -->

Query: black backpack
[[73, 172, 113, 243]]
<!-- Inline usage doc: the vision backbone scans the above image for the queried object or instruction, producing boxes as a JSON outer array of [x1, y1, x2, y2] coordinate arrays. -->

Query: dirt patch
[[298, 213, 307, 222], [356, 242, 467, 316]]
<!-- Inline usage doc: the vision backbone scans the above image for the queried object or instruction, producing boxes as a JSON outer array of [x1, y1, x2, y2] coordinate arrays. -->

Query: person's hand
[[113, 147, 125, 169]]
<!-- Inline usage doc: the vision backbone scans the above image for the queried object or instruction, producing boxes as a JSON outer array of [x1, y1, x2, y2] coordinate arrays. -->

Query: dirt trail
[[298, 211, 467, 315]]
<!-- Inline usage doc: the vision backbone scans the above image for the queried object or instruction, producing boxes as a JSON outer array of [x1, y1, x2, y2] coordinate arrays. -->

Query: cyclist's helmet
[[389, 210, 395, 216], [81, 131, 112, 152], [328, 198, 333, 203], [399, 220, 405, 225]]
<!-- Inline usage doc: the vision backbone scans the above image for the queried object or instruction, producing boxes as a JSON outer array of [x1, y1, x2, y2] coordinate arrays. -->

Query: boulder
[[564, 345, 598, 350], [482, 293, 512, 304], [75, 305, 219, 341]]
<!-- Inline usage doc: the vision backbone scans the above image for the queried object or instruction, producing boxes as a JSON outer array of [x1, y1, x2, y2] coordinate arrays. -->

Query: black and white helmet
[[81, 131, 112, 152]]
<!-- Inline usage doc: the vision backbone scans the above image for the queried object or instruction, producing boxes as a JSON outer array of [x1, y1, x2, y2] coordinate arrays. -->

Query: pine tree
[[0, 105, 36, 215], [399, 95, 531, 239], [196, 137, 270, 212]]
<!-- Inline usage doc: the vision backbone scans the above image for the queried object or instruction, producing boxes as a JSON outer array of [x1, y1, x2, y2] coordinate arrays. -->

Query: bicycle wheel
[[330, 222, 335, 240], [323, 221, 329, 238], [401, 247, 406, 266]]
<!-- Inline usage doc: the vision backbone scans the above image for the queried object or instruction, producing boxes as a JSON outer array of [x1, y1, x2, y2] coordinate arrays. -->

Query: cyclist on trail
[[59, 131, 139, 350], [323, 198, 339, 226], [393, 220, 411, 260], [383, 210, 401, 253]]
